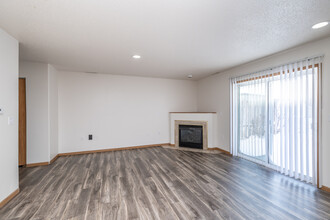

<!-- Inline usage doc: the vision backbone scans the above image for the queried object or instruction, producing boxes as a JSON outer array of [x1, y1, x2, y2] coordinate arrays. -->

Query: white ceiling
[[0, 0, 330, 80]]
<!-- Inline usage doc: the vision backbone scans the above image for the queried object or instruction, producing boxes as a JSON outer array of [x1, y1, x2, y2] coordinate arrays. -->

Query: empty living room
[[1, 1, 330, 219]]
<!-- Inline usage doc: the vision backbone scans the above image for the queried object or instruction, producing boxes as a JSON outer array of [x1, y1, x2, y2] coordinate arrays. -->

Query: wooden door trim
[[18, 78, 27, 166]]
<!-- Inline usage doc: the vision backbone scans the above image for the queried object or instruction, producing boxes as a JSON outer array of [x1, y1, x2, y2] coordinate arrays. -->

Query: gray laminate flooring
[[0, 146, 329, 220]]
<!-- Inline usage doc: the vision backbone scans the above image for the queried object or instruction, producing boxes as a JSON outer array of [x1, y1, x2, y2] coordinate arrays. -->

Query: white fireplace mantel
[[169, 112, 217, 149]]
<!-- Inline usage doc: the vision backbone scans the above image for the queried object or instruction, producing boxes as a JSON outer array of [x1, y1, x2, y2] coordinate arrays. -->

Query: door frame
[[18, 77, 26, 166], [235, 65, 320, 186]]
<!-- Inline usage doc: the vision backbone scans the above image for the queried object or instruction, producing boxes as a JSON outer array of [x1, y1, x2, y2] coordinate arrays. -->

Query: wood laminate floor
[[0, 147, 330, 220]]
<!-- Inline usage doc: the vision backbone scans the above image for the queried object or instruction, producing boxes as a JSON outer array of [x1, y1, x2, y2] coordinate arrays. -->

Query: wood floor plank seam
[[197, 158, 309, 219]]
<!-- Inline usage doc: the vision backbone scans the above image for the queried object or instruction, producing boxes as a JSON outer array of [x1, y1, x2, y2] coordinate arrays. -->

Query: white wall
[[19, 61, 50, 163], [197, 36, 330, 188], [0, 29, 19, 202], [58, 71, 197, 153], [19, 62, 59, 163], [48, 64, 58, 160]]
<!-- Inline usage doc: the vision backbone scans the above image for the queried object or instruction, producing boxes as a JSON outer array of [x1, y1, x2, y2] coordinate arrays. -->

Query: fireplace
[[174, 120, 208, 150], [179, 125, 203, 149]]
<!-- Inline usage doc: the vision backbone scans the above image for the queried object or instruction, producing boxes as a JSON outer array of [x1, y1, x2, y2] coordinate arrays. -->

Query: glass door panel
[[268, 79, 282, 167], [238, 81, 267, 162], [268, 70, 316, 178]]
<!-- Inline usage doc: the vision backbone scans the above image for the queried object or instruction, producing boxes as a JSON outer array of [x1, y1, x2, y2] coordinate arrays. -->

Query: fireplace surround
[[175, 120, 208, 150], [170, 112, 217, 150]]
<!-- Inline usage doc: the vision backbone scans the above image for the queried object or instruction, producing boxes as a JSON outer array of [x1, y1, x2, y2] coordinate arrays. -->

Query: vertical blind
[[230, 56, 322, 184]]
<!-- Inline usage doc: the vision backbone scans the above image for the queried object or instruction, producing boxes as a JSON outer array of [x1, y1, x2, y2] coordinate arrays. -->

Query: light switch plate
[[8, 116, 14, 125]]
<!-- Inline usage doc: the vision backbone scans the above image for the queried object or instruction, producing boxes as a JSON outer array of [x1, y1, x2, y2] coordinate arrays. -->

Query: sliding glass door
[[231, 57, 321, 184]]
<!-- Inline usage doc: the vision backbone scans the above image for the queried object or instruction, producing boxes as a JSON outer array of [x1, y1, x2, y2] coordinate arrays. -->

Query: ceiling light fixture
[[132, 55, 141, 59], [312, 21, 329, 29], [187, 74, 193, 79]]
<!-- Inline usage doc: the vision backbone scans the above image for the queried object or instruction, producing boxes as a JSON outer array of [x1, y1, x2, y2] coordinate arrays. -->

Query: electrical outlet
[[88, 134, 93, 140]]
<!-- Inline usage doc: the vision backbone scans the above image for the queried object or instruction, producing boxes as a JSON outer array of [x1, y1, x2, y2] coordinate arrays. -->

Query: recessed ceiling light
[[132, 55, 141, 59], [312, 21, 329, 29]]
